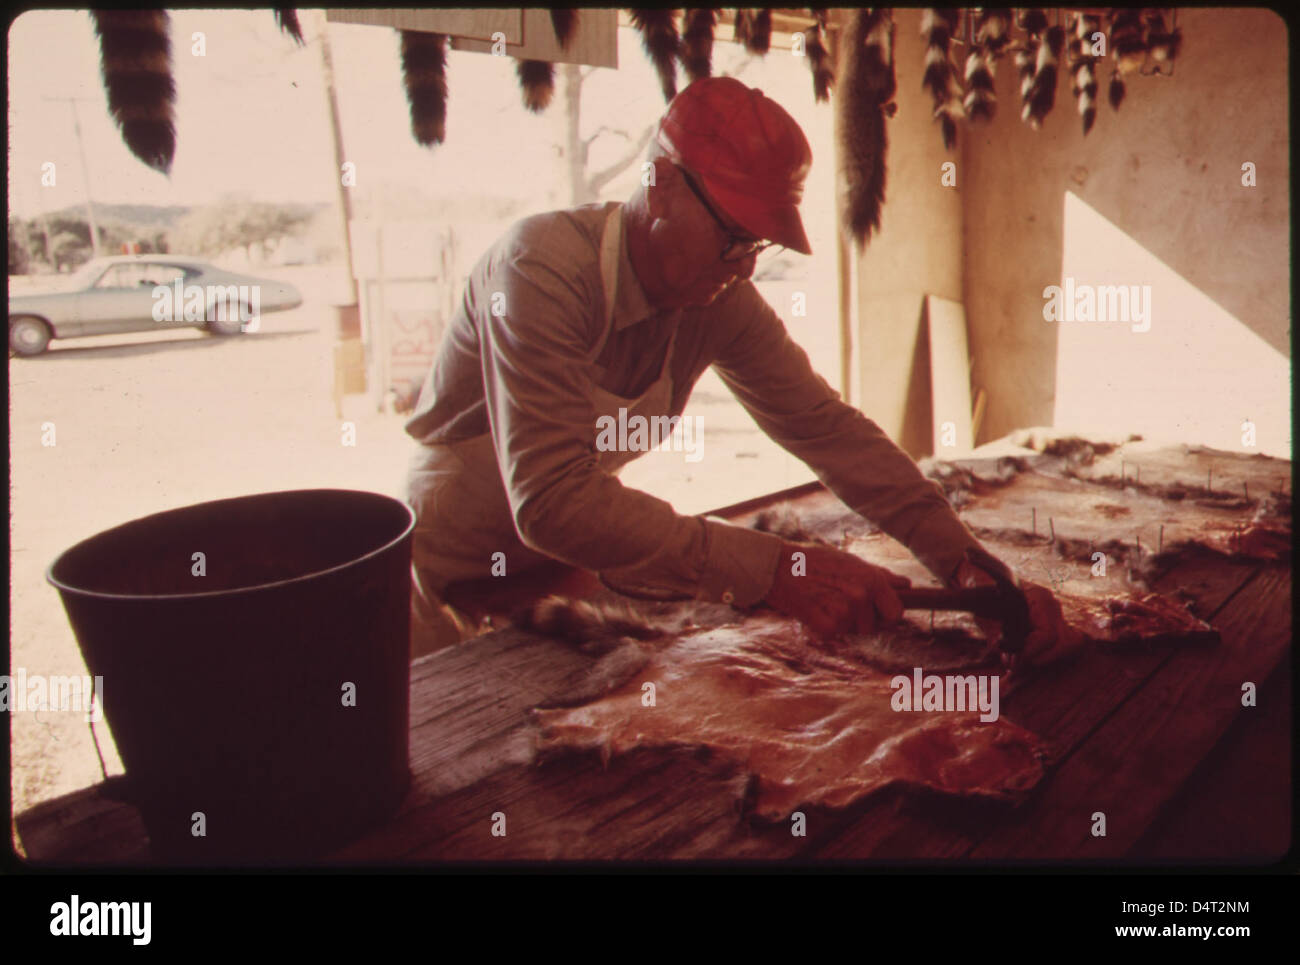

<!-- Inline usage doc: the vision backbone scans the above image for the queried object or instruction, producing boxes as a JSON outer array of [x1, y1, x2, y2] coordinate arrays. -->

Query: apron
[[406, 206, 677, 648]]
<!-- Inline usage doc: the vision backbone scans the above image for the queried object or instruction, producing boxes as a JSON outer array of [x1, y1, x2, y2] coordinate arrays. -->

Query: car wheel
[[9, 316, 51, 356], [205, 300, 248, 336]]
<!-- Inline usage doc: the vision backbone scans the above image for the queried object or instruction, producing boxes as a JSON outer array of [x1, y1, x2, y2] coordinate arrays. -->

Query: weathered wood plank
[[965, 565, 1290, 859]]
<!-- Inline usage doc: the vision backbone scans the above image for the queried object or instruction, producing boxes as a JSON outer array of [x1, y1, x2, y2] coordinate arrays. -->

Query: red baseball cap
[[656, 77, 813, 256]]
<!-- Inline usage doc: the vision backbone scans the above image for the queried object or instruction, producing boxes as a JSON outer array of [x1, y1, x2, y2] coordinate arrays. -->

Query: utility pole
[[44, 95, 102, 259]]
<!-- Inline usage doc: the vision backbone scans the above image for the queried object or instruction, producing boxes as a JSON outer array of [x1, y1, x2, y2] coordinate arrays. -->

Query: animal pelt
[[974, 7, 1013, 60], [92, 11, 177, 174], [400, 30, 449, 146], [550, 9, 578, 49], [1013, 10, 1044, 119], [629, 9, 680, 101], [838, 8, 896, 247], [921, 8, 965, 149], [517, 59, 555, 113], [1067, 12, 1101, 135], [514, 595, 667, 656], [1023, 22, 1065, 129], [1143, 9, 1182, 73], [747, 8, 773, 54], [273, 9, 303, 45], [802, 16, 834, 102], [1110, 8, 1148, 75], [963, 36, 997, 123], [682, 9, 717, 82]]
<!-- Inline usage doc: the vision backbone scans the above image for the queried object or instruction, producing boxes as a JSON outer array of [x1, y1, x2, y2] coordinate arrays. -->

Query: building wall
[[853, 8, 1290, 456]]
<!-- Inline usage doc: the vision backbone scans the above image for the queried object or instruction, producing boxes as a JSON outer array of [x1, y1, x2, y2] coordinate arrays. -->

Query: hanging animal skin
[[921, 9, 965, 149], [517, 59, 555, 113], [92, 11, 177, 174], [1143, 10, 1182, 73], [551, 9, 578, 49], [975, 7, 1013, 60], [630, 9, 680, 101], [1067, 13, 1101, 135], [963, 31, 996, 123], [838, 8, 896, 246], [1014, 9, 1046, 119], [273, 9, 303, 45], [1023, 22, 1064, 128], [1110, 8, 1148, 75], [747, 8, 773, 54], [802, 13, 833, 103], [400, 30, 449, 146], [682, 9, 717, 82]]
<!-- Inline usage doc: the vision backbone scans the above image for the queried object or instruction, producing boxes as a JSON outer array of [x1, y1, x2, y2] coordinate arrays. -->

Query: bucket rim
[[46, 488, 416, 603]]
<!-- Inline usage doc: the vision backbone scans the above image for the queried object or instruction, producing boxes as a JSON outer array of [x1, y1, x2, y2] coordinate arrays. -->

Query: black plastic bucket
[[47, 489, 415, 863]]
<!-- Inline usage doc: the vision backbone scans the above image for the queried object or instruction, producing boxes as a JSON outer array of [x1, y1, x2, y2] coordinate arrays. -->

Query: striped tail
[[1023, 23, 1064, 129], [1143, 10, 1182, 74], [839, 8, 896, 245], [550, 9, 578, 49], [921, 8, 965, 149], [1068, 13, 1101, 135], [92, 11, 176, 174], [517, 60, 555, 113], [682, 9, 716, 82], [629, 9, 680, 101], [400, 30, 449, 146], [802, 12, 833, 103], [273, 9, 303, 46]]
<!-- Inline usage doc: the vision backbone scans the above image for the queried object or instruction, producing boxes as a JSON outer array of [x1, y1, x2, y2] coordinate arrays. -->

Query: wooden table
[[14, 442, 1291, 864]]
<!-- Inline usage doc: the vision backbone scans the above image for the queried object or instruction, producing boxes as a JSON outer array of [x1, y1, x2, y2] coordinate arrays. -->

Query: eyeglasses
[[677, 166, 778, 263]]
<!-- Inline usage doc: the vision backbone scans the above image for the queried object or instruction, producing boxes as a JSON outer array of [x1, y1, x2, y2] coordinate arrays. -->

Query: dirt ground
[[9, 264, 833, 817]]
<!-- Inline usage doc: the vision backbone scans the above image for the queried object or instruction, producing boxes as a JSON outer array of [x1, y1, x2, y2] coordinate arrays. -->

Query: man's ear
[[645, 156, 678, 220]]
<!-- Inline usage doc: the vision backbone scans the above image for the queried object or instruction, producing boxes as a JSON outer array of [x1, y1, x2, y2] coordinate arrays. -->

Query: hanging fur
[[975, 8, 1013, 60], [963, 42, 997, 123], [1067, 13, 1101, 135], [629, 9, 680, 101], [747, 8, 773, 54], [839, 8, 896, 246], [1023, 22, 1064, 129], [1110, 8, 1147, 75], [921, 9, 965, 149], [273, 9, 303, 46], [550, 9, 578, 49], [1108, 67, 1125, 111], [400, 30, 449, 147], [1014, 10, 1046, 117], [733, 9, 753, 46], [1144, 10, 1182, 72], [802, 19, 833, 102], [517, 59, 555, 113], [682, 9, 717, 82], [92, 11, 176, 174]]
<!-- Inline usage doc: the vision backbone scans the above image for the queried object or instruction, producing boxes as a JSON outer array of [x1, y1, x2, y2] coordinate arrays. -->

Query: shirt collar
[[611, 204, 660, 330]]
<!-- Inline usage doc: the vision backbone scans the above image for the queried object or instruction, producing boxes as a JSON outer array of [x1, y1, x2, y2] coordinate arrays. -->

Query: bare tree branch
[[586, 125, 655, 195]]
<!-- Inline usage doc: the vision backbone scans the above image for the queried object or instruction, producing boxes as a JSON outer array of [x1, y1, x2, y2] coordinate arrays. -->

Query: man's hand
[[953, 557, 1084, 668], [764, 542, 911, 637]]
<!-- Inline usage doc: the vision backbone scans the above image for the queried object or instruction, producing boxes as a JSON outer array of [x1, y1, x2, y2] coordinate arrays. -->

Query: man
[[404, 77, 1075, 663]]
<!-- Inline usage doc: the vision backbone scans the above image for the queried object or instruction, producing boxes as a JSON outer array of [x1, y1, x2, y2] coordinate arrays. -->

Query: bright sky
[[8, 10, 831, 221]]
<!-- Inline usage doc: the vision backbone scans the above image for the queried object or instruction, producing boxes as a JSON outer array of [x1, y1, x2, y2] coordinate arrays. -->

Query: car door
[[75, 262, 189, 335]]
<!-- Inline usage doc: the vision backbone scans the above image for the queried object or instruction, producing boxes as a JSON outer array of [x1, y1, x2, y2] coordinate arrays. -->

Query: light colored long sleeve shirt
[[405, 200, 982, 606]]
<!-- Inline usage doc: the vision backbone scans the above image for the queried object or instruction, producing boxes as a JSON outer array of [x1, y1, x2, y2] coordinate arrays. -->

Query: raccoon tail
[[629, 9, 680, 101], [921, 8, 965, 149], [550, 9, 578, 49], [681, 9, 716, 82], [802, 15, 833, 103], [400, 30, 449, 146], [273, 9, 304, 45], [517, 60, 555, 113], [1023, 23, 1064, 129], [92, 11, 176, 174], [839, 8, 896, 246]]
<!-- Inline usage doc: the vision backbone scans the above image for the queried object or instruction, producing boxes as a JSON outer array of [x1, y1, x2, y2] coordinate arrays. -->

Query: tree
[[557, 42, 761, 207]]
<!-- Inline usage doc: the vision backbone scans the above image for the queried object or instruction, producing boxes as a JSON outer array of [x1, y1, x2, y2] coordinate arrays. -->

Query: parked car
[[7, 255, 303, 356]]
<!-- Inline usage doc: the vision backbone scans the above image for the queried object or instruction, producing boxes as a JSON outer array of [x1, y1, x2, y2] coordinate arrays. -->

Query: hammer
[[895, 545, 1032, 654]]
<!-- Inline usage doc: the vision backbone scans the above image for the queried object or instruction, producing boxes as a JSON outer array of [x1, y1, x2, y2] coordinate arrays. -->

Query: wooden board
[[926, 295, 973, 455], [452, 9, 619, 69], [327, 9, 521, 44]]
